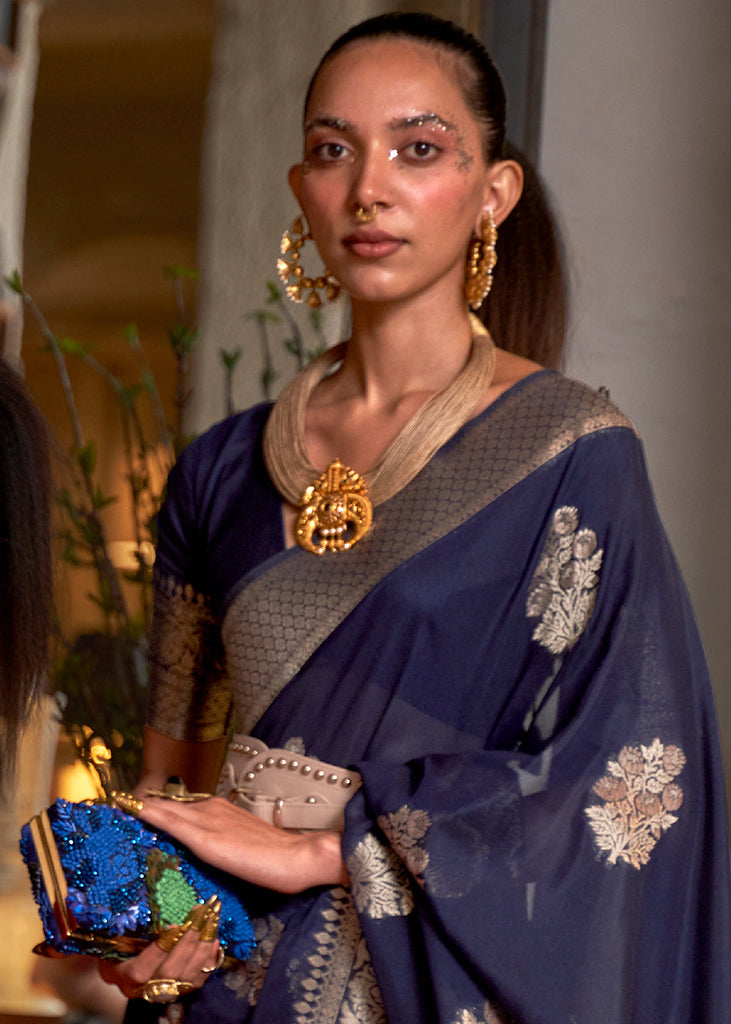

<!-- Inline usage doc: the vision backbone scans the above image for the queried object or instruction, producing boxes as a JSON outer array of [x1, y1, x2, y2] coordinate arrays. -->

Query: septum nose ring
[[354, 204, 379, 224]]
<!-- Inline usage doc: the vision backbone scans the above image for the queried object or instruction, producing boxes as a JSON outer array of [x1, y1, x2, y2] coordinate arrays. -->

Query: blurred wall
[[540, 0, 731, 795]]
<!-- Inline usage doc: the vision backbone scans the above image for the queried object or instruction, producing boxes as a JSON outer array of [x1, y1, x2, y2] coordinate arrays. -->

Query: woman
[[0, 358, 52, 794], [104, 13, 730, 1022]]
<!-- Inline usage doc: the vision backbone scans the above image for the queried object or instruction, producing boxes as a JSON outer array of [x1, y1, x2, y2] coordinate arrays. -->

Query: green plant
[[5, 268, 197, 790], [6, 271, 333, 791], [245, 281, 329, 399]]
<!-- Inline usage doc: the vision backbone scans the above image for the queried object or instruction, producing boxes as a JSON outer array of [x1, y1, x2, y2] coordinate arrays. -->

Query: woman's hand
[[135, 794, 349, 894], [99, 924, 221, 1002]]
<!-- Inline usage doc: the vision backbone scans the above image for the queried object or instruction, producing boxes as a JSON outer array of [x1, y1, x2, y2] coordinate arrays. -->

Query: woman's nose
[[350, 145, 395, 210]]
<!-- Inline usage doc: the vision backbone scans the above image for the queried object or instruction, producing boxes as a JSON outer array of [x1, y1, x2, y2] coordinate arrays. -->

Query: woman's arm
[[135, 726, 228, 795], [135, 794, 349, 894]]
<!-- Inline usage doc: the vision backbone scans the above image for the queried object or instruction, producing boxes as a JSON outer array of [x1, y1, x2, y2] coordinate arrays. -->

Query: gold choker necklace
[[263, 313, 496, 554]]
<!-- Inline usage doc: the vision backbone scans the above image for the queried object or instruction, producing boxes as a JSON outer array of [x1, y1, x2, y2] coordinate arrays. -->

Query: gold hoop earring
[[354, 204, 378, 224], [465, 209, 498, 312], [277, 216, 341, 308]]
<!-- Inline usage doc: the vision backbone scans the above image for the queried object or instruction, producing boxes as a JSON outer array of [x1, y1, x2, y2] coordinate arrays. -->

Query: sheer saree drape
[[136, 371, 730, 1024]]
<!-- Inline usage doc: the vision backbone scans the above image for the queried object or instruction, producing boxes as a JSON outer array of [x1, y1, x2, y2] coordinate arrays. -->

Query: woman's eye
[[311, 142, 350, 162], [403, 140, 440, 161]]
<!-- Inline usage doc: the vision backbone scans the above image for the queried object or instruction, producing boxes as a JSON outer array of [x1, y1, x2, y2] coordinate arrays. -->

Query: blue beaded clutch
[[20, 799, 255, 960]]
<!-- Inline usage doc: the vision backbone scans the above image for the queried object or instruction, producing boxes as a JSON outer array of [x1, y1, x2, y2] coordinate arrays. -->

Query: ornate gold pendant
[[296, 459, 373, 554]]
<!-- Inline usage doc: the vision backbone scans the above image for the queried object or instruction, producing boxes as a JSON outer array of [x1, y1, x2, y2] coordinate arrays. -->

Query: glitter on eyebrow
[[388, 112, 456, 132], [304, 115, 351, 133]]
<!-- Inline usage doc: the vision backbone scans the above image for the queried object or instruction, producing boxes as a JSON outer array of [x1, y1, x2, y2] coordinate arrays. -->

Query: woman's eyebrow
[[304, 112, 458, 134], [388, 112, 457, 132], [304, 116, 352, 133]]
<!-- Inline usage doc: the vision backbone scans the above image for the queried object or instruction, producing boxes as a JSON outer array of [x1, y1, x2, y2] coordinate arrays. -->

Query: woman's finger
[[98, 898, 221, 999], [158, 928, 218, 983]]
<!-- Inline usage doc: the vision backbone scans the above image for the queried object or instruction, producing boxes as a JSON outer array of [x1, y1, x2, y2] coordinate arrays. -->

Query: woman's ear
[[288, 163, 304, 206], [479, 158, 524, 230]]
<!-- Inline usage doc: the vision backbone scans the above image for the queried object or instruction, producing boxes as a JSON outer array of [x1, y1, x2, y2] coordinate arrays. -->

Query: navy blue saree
[[135, 371, 730, 1023]]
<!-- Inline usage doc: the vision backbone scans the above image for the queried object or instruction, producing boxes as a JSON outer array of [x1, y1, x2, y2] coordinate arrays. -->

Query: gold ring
[[140, 978, 196, 1003], [201, 946, 225, 974], [111, 791, 143, 817], [155, 925, 185, 953]]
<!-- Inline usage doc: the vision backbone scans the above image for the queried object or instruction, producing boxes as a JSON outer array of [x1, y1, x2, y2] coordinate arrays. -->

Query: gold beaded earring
[[277, 216, 341, 308], [465, 209, 498, 312]]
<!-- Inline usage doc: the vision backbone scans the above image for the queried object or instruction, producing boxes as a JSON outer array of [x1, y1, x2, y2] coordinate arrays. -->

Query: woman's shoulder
[[173, 402, 273, 474], [495, 360, 637, 444]]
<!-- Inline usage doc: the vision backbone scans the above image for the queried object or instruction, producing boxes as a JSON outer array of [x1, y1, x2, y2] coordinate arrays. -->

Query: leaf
[[57, 336, 88, 357], [167, 324, 198, 355], [80, 519, 103, 548], [118, 383, 141, 410], [61, 543, 82, 566], [93, 484, 116, 510], [265, 280, 281, 302], [123, 323, 140, 345], [4, 269, 23, 294], [164, 265, 199, 281], [283, 338, 299, 356], [219, 347, 243, 370], [76, 440, 97, 475]]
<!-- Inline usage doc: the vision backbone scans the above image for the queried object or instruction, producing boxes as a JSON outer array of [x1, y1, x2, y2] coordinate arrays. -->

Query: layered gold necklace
[[263, 313, 496, 554]]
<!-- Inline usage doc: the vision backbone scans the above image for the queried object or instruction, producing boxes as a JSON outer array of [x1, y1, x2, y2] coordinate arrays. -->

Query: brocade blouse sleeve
[[145, 447, 232, 743]]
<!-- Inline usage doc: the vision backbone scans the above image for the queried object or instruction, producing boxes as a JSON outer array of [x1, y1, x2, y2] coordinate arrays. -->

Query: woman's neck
[[321, 291, 474, 412]]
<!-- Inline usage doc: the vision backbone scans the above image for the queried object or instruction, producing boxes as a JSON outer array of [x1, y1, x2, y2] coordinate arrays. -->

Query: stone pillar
[[0, 0, 42, 369]]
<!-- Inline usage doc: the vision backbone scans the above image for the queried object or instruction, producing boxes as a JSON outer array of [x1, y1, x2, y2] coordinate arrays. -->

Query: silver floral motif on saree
[[585, 738, 686, 869], [526, 505, 603, 654]]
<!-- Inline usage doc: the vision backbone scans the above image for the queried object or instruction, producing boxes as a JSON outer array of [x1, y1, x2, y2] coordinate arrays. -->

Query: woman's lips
[[343, 229, 404, 258]]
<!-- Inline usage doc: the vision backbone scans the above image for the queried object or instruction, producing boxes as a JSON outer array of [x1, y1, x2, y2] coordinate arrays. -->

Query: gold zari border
[[224, 374, 634, 734]]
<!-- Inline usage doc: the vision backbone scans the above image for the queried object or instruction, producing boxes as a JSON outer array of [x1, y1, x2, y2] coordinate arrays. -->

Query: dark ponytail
[[0, 359, 52, 793], [482, 143, 567, 368], [306, 12, 567, 367]]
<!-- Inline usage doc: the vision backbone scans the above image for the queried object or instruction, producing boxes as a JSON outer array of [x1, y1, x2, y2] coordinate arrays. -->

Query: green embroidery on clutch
[[156, 866, 198, 926], [146, 848, 198, 928]]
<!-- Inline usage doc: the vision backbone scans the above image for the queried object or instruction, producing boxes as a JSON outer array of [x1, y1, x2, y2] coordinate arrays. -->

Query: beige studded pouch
[[217, 734, 362, 831]]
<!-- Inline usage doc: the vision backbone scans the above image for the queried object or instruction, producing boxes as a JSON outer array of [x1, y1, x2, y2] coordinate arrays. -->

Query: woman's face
[[290, 38, 493, 308]]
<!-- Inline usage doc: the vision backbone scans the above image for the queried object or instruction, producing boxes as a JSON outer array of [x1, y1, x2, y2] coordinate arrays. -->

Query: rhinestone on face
[[306, 796, 317, 804], [327, 774, 338, 784], [254, 763, 264, 772], [288, 760, 300, 770], [342, 777, 352, 787], [314, 770, 325, 780], [245, 771, 256, 782], [302, 765, 312, 775], [265, 757, 276, 767], [276, 758, 288, 768]]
